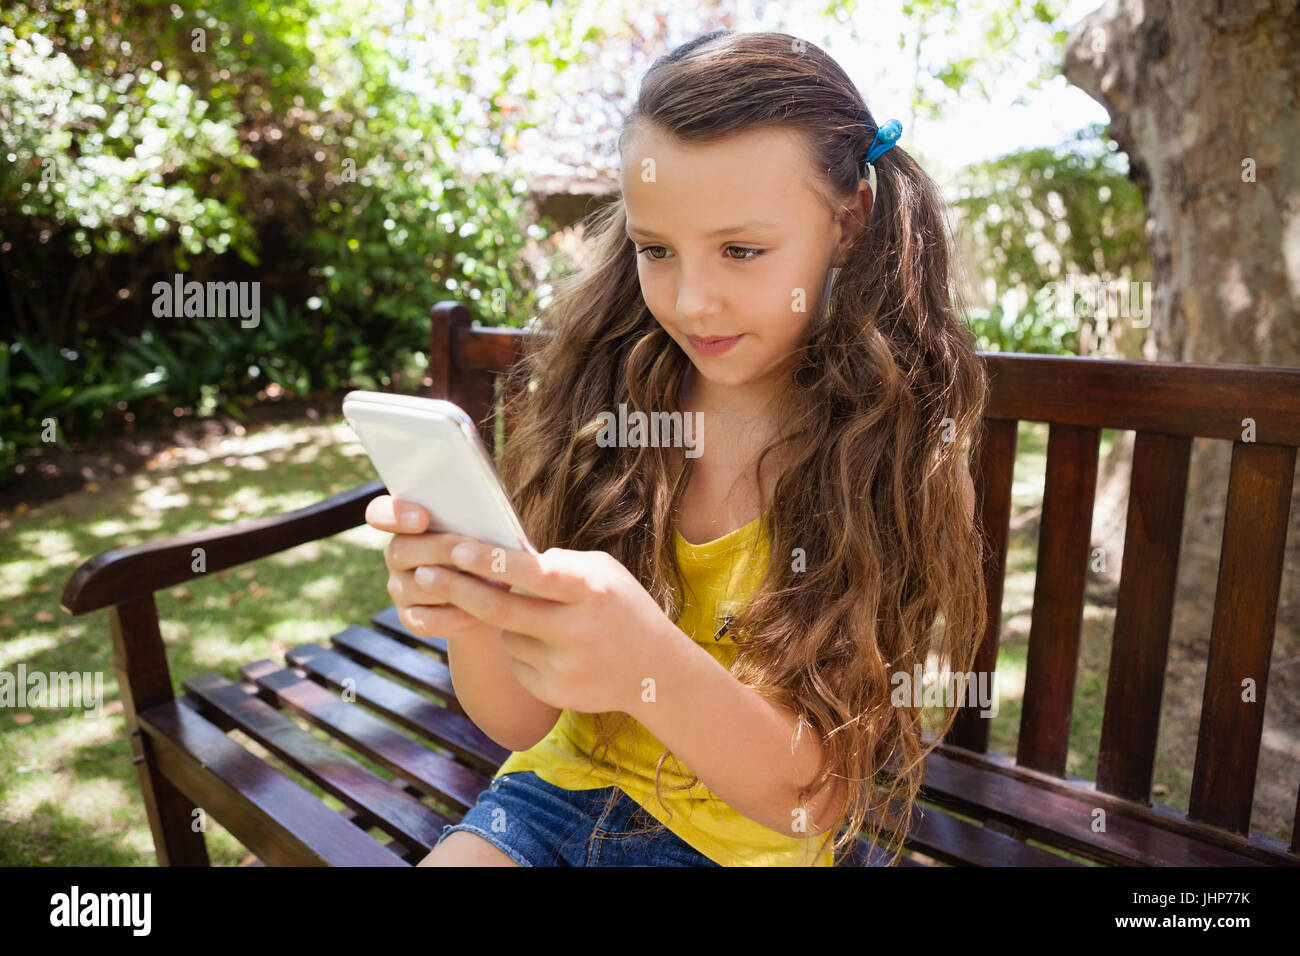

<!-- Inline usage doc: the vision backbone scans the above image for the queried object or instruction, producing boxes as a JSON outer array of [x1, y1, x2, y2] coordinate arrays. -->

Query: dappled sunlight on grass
[[4, 703, 137, 838], [51, 708, 127, 750], [179, 466, 232, 486], [14, 528, 78, 560], [85, 518, 136, 537], [134, 485, 194, 516], [187, 626, 277, 670], [7, 773, 135, 826], [302, 574, 346, 602], [0, 412, 384, 865], [0, 634, 61, 670], [266, 616, 354, 648], [1012, 421, 1048, 499], [286, 421, 366, 464], [1, 559, 53, 593]]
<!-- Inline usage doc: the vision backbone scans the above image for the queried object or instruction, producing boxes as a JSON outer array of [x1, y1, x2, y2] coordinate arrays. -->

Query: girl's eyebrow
[[625, 219, 782, 240]]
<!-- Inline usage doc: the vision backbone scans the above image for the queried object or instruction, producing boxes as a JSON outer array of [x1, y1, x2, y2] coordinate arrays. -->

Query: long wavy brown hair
[[497, 29, 989, 866]]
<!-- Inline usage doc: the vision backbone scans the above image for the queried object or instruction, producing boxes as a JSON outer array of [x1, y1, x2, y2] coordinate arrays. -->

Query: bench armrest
[[61, 479, 388, 615]]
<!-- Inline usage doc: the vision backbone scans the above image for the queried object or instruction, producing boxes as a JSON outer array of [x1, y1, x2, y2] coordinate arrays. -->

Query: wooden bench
[[61, 300, 1300, 866]]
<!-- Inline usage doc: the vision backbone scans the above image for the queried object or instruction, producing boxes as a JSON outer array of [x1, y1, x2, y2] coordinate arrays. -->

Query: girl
[[370, 29, 988, 867]]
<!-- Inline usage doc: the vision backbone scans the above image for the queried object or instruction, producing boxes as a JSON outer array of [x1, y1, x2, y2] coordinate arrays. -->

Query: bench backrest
[[427, 300, 1300, 853]]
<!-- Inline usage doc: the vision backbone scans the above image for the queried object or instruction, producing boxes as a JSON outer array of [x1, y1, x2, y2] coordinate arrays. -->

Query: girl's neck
[[678, 363, 788, 430], [677, 365, 801, 495]]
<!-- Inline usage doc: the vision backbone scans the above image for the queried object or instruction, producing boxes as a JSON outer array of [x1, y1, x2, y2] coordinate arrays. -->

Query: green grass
[[0, 416, 426, 865]]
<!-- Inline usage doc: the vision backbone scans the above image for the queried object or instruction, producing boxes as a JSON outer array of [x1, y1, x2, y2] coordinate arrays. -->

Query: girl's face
[[621, 124, 867, 399]]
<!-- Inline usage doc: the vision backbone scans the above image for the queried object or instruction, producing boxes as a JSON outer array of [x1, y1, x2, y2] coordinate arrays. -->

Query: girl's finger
[[385, 531, 480, 572], [388, 568, 450, 608], [401, 603, 490, 637], [430, 563, 558, 637], [366, 495, 430, 534], [444, 542, 581, 603]]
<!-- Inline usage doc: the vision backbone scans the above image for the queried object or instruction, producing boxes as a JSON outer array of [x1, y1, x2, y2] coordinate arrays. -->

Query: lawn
[[0, 416, 399, 864]]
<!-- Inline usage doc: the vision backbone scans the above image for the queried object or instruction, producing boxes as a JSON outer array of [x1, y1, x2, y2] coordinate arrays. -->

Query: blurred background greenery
[[0, 0, 1149, 484], [1, 0, 555, 479]]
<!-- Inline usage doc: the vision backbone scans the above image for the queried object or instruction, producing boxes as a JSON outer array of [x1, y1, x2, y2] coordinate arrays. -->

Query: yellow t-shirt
[[493, 512, 836, 867]]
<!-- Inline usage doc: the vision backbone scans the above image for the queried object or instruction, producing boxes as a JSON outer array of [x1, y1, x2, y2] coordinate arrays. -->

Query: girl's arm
[[443, 630, 563, 752], [622, 622, 846, 839]]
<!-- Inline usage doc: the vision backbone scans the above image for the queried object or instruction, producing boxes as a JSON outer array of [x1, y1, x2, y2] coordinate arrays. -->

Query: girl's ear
[[833, 179, 874, 267]]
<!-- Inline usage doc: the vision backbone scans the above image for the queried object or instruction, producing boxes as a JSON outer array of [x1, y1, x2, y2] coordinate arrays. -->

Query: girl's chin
[[687, 364, 754, 387]]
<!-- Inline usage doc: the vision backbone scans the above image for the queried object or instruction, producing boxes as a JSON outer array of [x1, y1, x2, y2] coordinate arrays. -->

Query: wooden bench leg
[[110, 598, 210, 866]]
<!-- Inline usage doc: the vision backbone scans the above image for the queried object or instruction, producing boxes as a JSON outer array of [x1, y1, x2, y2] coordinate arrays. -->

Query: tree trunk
[[1062, 0, 1299, 837]]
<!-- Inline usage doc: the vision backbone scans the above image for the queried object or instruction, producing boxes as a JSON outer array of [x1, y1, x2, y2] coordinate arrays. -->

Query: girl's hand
[[404, 536, 673, 715], [364, 495, 507, 642]]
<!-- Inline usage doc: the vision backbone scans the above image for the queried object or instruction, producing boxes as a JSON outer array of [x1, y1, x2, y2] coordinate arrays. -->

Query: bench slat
[[1018, 423, 1100, 775], [140, 699, 406, 866], [949, 416, 1017, 753], [285, 642, 510, 772], [1190, 440, 1297, 835], [922, 746, 1286, 865], [370, 605, 449, 658], [468, 370, 497, 440], [231, 661, 931, 868], [174, 698, 426, 863], [334, 774, 436, 861], [901, 799, 1083, 866], [330, 625, 458, 705], [240, 660, 492, 811], [983, 354, 1300, 444], [1097, 430, 1191, 800], [181, 673, 453, 853]]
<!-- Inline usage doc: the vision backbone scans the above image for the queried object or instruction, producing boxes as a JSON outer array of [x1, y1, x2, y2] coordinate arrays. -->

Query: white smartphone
[[342, 390, 537, 555]]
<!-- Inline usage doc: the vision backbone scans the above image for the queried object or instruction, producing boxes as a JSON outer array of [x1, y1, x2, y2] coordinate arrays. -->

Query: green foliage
[[0, 22, 258, 262], [963, 300, 1079, 355], [0, 335, 170, 474], [0, 0, 585, 483], [898, 0, 1069, 121], [951, 124, 1150, 353]]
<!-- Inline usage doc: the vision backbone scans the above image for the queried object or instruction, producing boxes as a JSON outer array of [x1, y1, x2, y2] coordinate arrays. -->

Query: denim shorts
[[432, 771, 722, 866]]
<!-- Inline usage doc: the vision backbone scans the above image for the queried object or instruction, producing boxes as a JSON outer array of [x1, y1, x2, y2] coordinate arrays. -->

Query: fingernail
[[450, 543, 475, 567], [415, 566, 436, 588], [400, 510, 421, 531]]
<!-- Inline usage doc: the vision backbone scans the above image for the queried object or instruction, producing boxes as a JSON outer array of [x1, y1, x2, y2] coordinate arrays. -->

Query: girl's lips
[[687, 333, 743, 355]]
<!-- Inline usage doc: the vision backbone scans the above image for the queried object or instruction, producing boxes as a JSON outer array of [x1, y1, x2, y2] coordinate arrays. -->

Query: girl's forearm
[[445, 630, 562, 752], [622, 619, 845, 838]]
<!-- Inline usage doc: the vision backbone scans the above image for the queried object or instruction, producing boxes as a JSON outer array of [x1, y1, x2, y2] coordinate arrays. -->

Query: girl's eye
[[634, 245, 764, 263]]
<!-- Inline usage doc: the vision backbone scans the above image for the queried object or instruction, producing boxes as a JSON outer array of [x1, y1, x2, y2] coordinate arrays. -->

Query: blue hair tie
[[863, 118, 902, 165], [859, 118, 902, 201]]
